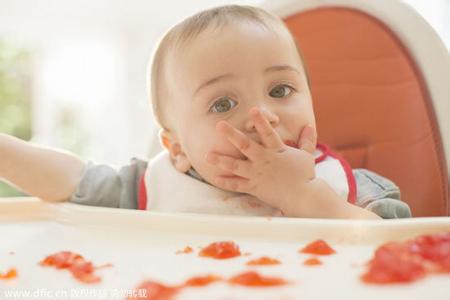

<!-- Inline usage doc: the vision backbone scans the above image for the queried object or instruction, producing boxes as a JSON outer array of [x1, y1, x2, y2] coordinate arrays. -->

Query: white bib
[[144, 145, 352, 216]]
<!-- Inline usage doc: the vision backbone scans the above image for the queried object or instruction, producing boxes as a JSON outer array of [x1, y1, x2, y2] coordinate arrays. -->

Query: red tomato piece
[[176, 246, 193, 254], [70, 260, 101, 284], [303, 257, 322, 266], [361, 243, 426, 284], [246, 256, 281, 266], [40, 251, 105, 284], [0, 268, 17, 280], [199, 241, 241, 259], [128, 281, 179, 300], [299, 240, 336, 255], [228, 271, 288, 287], [184, 274, 222, 287], [362, 233, 450, 284], [412, 233, 450, 272], [40, 251, 84, 269]]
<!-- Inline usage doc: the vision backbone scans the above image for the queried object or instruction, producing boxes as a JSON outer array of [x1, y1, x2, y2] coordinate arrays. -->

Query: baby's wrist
[[279, 180, 318, 217], [279, 178, 351, 218], [282, 179, 381, 219]]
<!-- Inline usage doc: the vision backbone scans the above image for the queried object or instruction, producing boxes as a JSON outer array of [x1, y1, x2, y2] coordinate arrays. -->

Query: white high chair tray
[[1, 198, 449, 300]]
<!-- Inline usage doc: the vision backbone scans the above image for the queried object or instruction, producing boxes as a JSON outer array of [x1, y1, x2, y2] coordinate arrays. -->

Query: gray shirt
[[70, 158, 411, 218]]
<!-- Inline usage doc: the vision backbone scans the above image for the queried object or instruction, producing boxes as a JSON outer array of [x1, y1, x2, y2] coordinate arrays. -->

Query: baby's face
[[164, 22, 316, 188]]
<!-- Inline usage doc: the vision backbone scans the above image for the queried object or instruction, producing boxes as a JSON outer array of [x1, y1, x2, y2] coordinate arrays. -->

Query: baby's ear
[[159, 129, 172, 151], [159, 129, 192, 172]]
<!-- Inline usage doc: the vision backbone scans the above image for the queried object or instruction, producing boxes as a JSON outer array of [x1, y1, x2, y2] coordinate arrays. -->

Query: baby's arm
[[0, 133, 85, 202], [282, 177, 381, 219]]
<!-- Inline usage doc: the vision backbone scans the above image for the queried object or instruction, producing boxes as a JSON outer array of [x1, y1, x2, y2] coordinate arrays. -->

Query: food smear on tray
[[303, 257, 322, 266], [130, 271, 289, 299], [184, 274, 222, 287], [299, 239, 336, 255], [176, 246, 193, 254], [95, 263, 114, 269], [246, 256, 281, 266], [40, 251, 107, 284], [199, 241, 241, 259], [127, 280, 180, 300], [228, 271, 288, 287], [0, 268, 17, 280], [362, 232, 450, 284]]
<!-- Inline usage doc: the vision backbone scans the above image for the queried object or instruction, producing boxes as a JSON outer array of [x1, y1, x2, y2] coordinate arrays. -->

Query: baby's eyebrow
[[264, 64, 300, 74], [194, 73, 234, 97], [193, 64, 300, 98]]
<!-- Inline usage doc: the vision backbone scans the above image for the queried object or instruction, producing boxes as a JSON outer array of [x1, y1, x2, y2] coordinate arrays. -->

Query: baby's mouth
[[284, 140, 299, 149]]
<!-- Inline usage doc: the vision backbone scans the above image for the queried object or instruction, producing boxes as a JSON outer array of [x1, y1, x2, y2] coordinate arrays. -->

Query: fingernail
[[301, 139, 314, 150], [302, 125, 314, 141]]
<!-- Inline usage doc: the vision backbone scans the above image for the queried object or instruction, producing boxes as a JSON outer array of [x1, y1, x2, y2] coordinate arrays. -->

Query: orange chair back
[[284, 7, 448, 216]]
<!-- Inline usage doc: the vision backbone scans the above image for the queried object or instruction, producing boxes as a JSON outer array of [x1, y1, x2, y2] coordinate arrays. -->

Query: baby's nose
[[243, 107, 280, 133]]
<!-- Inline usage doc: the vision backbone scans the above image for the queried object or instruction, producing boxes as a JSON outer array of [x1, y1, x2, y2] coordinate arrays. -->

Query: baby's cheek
[[288, 112, 313, 131], [214, 143, 244, 160], [204, 133, 238, 156]]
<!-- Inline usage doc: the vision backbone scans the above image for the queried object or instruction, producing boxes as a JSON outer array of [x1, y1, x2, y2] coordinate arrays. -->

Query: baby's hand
[[206, 107, 316, 213]]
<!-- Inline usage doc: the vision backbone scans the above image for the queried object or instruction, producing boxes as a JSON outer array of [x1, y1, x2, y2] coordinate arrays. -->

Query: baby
[[0, 5, 411, 219]]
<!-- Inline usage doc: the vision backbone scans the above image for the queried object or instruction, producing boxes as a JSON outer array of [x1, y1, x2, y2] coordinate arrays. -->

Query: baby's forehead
[[167, 28, 302, 95], [177, 21, 293, 51], [167, 22, 298, 69]]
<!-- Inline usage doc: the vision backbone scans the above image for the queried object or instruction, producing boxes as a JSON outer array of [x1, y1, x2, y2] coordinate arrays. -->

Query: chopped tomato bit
[[70, 260, 101, 284], [176, 246, 193, 254], [362, 232, 450, 284], [0, 268, 17, 280], [184, 274, 222, 287], [40, 251, 107, 284], [128, 280, 179, 300], [199, 241, 241, 259], [299, 240, 336, 255], [40, 251, 83, 269], [246, 256, 281, 266], [304, 257, 322, 266], [228, 271, 288, 287]]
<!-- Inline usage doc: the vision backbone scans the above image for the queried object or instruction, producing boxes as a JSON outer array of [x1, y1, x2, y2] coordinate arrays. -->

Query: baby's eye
[[269, 84, 293, 98], [210, 97, 237, 113]]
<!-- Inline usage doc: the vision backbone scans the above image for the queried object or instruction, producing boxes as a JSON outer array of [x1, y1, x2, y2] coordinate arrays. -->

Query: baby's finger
[[206, 152, 252, 178], [216, 121, 263, 160], [298, 125, 315, 154], [250, 108, 284, 150], [214, 176, 250, 193]]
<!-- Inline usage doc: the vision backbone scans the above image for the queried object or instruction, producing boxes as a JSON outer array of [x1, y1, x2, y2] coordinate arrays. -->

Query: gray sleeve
[[70, 158, 148, 209], [353, 169, 412, 219]]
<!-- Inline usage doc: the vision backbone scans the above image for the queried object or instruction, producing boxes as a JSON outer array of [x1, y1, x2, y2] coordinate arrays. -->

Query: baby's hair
[[148, 5, 308, 130]]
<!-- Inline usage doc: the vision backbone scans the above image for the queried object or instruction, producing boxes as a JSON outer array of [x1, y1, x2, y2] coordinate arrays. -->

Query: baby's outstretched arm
[[206, 108, 380, 219], [0, 133, 85, 202]]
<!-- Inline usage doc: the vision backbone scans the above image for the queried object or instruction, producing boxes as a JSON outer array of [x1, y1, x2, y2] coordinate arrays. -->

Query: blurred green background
[[0, 40, 31, 197]]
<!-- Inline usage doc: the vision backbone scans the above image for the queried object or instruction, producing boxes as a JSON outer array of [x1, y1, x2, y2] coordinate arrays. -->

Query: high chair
[[263, 0, 450, 216]]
